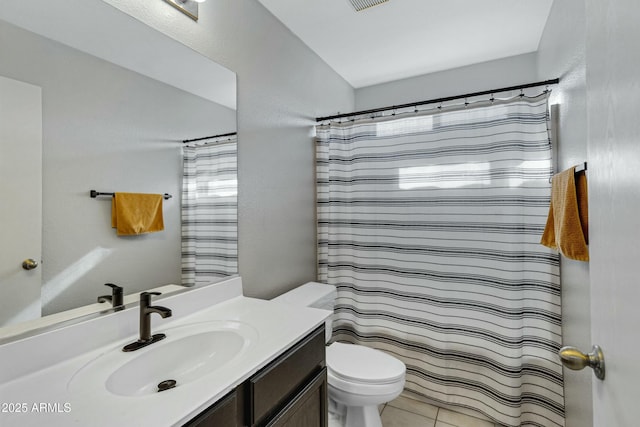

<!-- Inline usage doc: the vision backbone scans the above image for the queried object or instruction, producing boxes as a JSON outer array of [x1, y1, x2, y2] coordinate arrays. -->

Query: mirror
[[0, 0, 237, 339]]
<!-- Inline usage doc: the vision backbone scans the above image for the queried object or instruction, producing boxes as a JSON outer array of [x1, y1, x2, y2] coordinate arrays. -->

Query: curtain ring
[[437, 102, 442, 110], [464, 97, 469, 107], [490, 93, 495, 103], [519, 88, 525, 98]]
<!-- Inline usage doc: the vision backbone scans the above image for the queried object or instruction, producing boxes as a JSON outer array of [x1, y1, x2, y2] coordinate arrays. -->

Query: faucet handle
[[141, 291, 162, 298], [98, 284, 125, 308], [140, 291, 162, 305], [104, 283, 123, 292], [106, 283, 124, 307], [105, 283, 123, 297]]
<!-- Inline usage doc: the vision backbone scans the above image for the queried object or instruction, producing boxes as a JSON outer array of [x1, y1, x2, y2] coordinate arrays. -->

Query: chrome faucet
[[97, 283, 124, 309], [122, 291, 172, 352]]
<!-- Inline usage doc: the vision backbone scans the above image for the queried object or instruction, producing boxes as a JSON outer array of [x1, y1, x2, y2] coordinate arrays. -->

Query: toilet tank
[[271, 282, 336, 342]]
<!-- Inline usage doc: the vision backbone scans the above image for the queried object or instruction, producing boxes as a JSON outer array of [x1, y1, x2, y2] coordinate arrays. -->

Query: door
[[586, 0, 640, 425], [0, 75, 42, 326]]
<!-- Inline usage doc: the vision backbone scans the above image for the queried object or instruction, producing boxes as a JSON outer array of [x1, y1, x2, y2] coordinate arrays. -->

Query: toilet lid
[[326, 342, 406, 385]]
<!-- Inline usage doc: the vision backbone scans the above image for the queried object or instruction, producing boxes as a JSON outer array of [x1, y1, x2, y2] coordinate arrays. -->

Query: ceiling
[[257, 0, 554, 88]]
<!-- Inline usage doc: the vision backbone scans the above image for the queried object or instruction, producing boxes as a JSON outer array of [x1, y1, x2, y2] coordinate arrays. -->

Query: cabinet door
[[183, 389, 237, 427], [250, 325, 325, 425], [265, 368, 327, 427]]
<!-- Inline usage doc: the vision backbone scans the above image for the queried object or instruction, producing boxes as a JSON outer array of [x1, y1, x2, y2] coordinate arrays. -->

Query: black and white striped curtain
[[182, 136, 238, 286], [316, 93, 564, 427]]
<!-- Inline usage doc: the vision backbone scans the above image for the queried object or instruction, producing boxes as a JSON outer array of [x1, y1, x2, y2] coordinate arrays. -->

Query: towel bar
[[90, 190, 172, 200], [574, 162, 587, 173], [549, 162, 587, 183]]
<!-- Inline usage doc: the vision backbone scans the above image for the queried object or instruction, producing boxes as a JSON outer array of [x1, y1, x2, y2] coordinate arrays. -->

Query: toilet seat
[[327, 368, 406, 398], [327, 342, 405, 384]]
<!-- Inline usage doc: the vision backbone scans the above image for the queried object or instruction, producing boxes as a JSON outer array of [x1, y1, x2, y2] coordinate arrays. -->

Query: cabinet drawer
[[249, 325, 325, 425]]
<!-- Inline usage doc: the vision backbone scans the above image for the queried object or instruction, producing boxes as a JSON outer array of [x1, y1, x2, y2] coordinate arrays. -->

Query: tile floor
[[379, 395, 500, 427]]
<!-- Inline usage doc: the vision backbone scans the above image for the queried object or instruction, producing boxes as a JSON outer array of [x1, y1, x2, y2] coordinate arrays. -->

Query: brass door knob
[[559, 345, 605, 380], [22, 258, 39, 270]]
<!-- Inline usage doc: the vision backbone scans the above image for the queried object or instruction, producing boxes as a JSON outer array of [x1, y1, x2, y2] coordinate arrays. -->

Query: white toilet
[[272, 282, 406, 427]]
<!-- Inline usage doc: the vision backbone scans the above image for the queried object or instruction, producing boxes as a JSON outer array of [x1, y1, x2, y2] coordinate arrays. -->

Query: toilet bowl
[[272, 282, 406, 427]]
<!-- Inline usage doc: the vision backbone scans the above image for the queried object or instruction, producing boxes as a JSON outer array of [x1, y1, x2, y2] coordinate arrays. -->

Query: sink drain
[[157, 379, 177, 392]]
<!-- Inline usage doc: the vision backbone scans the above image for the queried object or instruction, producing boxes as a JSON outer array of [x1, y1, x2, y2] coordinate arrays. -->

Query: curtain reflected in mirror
[[182, 135, 238, 286]]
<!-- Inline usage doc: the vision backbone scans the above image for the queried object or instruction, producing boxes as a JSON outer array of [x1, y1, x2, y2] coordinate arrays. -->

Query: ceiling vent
[[348, 0, 389, 12]]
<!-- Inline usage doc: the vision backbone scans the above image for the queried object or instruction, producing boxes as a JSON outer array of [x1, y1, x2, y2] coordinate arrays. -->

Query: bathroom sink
[[68, 320, 258, 396]]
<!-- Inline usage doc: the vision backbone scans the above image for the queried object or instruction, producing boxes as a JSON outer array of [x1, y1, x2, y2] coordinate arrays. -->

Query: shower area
[[316, 86, 564, 427], [181, 134, 238, 287]]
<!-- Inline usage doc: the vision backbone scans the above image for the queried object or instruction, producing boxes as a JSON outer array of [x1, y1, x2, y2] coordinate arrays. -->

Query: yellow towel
[[540, 166, 589, 261], [111, 192, 164, 236]]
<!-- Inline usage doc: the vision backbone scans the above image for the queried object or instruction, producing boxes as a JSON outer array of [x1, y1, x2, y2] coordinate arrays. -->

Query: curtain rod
[[182, 131, 237, 143], [316, 78, 560, 122]]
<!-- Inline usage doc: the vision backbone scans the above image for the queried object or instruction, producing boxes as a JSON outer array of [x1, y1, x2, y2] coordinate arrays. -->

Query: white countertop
[[0, 277, 329, 426]]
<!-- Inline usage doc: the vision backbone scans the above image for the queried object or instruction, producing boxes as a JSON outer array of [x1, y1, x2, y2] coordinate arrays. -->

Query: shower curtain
[[316, 93, 564, 427], [181, 136, 238, 286]]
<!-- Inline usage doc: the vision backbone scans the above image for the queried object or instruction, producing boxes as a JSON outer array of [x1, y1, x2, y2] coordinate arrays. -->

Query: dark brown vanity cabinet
[[183, 325, 327, 427], [264, 368, 327, 427], [184, 389, 239, 427]]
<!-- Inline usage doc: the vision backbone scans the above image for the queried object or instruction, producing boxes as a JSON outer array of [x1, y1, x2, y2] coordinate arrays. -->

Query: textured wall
[[103, 0, 355, 299]]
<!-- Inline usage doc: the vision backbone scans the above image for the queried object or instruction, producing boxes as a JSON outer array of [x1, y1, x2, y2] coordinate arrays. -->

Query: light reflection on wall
[[41, 247, 113, 308]]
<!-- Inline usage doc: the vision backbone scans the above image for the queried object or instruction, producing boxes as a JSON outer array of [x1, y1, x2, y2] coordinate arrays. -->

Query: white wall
[[355, 53, 537, 110], [536, 1, 593, 426], [0, 19, 236, 314], [103, 0, 355, 299]]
